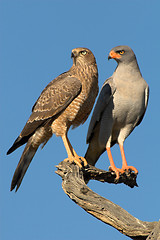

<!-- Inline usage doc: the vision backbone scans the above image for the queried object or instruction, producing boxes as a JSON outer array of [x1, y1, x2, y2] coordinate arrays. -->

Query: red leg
[[119, 144, 138, 174], [106, 147, 120, 179]]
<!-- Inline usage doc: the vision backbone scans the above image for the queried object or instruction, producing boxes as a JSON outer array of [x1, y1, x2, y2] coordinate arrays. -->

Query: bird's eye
[[80, 50, 87, 56], [119, 50, 125, 55]]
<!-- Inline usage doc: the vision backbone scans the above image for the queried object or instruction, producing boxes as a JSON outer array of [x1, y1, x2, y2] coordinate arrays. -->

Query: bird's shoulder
[[101, 77, 116, 96]]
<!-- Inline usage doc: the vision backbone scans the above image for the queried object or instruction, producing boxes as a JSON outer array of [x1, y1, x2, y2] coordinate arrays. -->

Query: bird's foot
[[109, 165, 138, 180], [109, 166, 121, 180], [64, 156, 88, 168], [120, 165, 138, 175]]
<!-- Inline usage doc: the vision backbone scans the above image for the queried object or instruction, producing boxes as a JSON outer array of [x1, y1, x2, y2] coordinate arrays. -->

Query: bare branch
[[56, 161, 158, 239], [83, 164, 138, 188], [146, 220, 160, 240]]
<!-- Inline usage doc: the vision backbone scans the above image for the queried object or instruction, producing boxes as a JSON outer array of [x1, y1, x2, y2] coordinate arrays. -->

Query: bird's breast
[[112, 81, 146, 126], [71, 80, 98, 128], [51, 74, 98, 136]]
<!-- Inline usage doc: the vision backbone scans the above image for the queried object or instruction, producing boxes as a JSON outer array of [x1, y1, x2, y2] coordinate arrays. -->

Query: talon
[[63, 158, 70, 163], [109, 166, 120, 180], [64, 156, 88, 168], [62, 134, 88, 169], [81, 160, 89, 169], [64, 157, 79, 166], [121, 165, 138, 175], [79, 157, 88, 167]]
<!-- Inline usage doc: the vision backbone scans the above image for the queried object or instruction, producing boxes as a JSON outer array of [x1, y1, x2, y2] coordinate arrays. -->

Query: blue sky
[[1, 0, 160, 239]]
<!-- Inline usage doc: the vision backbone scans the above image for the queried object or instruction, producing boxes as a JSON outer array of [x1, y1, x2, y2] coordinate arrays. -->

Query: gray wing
[[136, 85, 149, 127], [86, 77, 116, 143], [7, 73, 82, 154]]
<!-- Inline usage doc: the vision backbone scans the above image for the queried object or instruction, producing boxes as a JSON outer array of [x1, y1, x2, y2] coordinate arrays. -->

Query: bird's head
[[71, 47, 96, 66], [108, 45, 136, 64]]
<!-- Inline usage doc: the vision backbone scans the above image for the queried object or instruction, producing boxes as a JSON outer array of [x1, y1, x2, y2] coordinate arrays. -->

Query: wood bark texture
[[56, 160, 159, 240]]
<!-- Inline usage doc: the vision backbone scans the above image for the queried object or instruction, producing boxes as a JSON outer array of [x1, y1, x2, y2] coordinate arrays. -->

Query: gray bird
[[85, 45, 149, 179]]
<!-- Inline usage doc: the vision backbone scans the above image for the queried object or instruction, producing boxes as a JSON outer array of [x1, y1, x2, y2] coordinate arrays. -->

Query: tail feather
[[10, 138, 38, 192], [85, 140, 117, 167], [85, 143, 105, 166], [10, 124, 52, 192], [7, 135, 31, 155], [85, 123, 105, 166]]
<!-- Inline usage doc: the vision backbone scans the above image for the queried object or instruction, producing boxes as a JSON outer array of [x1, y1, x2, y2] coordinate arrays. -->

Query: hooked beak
[[108, 50, 121, 60], [71, 51, 77, 58]]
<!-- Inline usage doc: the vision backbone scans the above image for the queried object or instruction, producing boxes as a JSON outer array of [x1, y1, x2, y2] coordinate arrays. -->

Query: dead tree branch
[[56, 160, 159, 239]]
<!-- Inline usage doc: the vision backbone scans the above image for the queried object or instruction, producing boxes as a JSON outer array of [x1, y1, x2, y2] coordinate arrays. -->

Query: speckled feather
[[7, 47, 98, 191]]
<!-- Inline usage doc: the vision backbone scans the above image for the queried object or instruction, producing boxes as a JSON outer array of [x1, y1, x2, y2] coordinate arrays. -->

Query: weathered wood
[[146, 220, 160, 240], [56, 161, 158, 239], [83, 163, 138, 188]]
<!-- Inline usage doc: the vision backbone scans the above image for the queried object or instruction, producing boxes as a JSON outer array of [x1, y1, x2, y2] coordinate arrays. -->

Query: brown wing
[[7, 73, 82, 154]]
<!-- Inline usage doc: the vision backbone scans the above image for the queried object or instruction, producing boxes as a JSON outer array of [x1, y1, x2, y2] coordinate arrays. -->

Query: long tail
[[85, 144, 105, 166], [85, 128, 105, 166], [7, 135, 31, 155], [85, 139, 116, 167], [10, 136, 39, 192]]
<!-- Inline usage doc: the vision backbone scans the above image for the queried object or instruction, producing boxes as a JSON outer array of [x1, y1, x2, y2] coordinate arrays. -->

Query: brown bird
[[7, 47, 98, 191], [85, 45, 149, 179]]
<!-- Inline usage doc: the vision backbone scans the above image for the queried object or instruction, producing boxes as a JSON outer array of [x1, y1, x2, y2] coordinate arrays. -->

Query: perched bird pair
[[7, 46, 149, 191]]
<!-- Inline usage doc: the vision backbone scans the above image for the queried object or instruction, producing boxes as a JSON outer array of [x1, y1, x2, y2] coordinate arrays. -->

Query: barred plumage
[[7, 47, 98, 191]]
